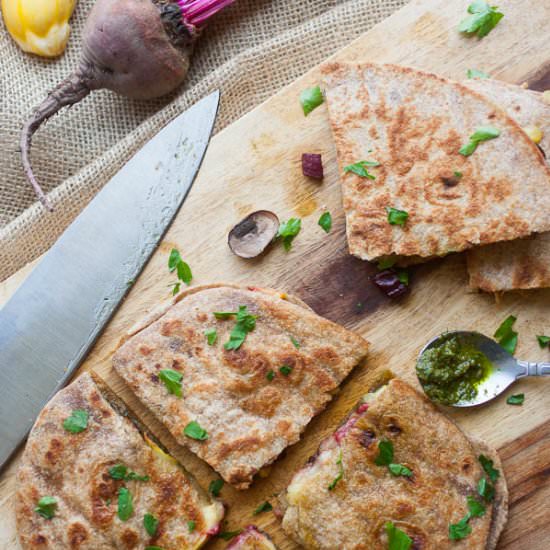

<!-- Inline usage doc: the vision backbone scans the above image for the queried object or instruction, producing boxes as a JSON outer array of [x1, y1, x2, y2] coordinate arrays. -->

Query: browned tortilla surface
[[113, 284, 369, 489], [281, 378, 508, 549], [320, 62, 550, 262], [226, 525, 278, 549], [15, 373, 224, 550]]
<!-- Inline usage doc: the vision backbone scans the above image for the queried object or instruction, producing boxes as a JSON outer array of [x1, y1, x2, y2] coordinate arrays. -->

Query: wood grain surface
[[1, 0, 550, 548]]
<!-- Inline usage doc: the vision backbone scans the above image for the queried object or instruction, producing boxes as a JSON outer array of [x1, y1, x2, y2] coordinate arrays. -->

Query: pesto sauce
[[416, 337, 493, 405]]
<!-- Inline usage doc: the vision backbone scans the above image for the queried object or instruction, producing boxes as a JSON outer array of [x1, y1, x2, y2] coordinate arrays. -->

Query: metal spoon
[[417, 331, 550, 407]]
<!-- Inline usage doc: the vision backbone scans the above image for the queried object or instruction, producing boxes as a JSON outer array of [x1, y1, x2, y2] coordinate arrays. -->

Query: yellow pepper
[[1, 0, 77, 57]]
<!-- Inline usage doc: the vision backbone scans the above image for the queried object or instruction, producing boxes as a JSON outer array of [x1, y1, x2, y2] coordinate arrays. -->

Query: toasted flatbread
[[464, 80, 550, 291], [320, 62, 550, 262], [226, 525, 278, 549], [280, 377, 508, 549], [113, 284, 369, 489], [16, 372, 224, 550]]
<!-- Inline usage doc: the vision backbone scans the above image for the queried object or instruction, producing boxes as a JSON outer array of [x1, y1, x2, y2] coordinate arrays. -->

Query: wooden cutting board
[[1, 0, 549, 547]]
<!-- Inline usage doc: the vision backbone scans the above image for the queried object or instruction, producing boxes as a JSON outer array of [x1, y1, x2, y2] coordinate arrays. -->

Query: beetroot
[[21, 0, 234, 208]]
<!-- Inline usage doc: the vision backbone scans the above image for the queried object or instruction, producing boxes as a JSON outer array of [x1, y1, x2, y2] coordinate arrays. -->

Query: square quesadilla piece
[[113, 284, 369, 489], [226, 525, 277, 549], [280, 377, 508, 550], [320, 62, 550, 263]]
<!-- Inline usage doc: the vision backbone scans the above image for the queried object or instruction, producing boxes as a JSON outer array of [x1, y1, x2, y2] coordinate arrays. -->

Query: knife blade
[[0, 91, 220, 469]]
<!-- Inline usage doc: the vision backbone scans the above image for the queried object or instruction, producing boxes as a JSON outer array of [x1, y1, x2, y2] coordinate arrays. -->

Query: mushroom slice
[[228, 210, 280, 259]]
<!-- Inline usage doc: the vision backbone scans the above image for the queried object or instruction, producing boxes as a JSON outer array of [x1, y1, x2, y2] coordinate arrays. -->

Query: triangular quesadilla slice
[[16, 373, 224, 550], [113, 284, 369, 489], [320, 62, 550, 263], [463, 79, 550, 291], [280, 376, 508, 549]]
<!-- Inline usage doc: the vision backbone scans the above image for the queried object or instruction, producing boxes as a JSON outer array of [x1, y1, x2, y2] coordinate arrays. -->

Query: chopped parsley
[[537, 335, 550, 348], [467, 68, 490, 79], [388, 463, 413, 478], [458, 1, 504, 38], [187, 520, 196, 533], [328, 450, 344, 491], [279, 365, 293, 376], [478, 477, 495, 502], [449, 515, 472, 540], [344, 160, 380, 179], [494, 315, 518, 355], [63, 409, 89, 433], [479, 454, 500, 483], [159, 369, 183, 398], [205, 328, 217, 346], [290, 336, 301, 349], [397, 271, 409, 286], [506, 393, 525, 406], [168, 248, 192, 292], [385, 521, 412, 550], [459, 125, 500, 156], [375, 439, 394, 466], [35, 496, 57, 520], [253, 501, 273, 515], [277, 218, 302, 251], [454, 171, 463, 178], [467, 495, 486, 518], [209, 478, 224, 497], [109, 464, 149, 482], [300, 86, 324, 116], [144, 513, 159, 537], [184, 421, 209, 441], [386, 207, 408, 227], [218, 529, 243, 541], [266, 370, 275, 381], [117, 487, 133, 521], [146, 547, 164, 550], [377, 257, 397, 270], [318, 211, 332, 233], [216, 305, 257, 350]]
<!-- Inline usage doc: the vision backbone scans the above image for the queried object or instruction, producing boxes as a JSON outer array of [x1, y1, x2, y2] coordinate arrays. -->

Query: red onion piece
[[302, 153, 324, 180], [372, 270, 409, 299]]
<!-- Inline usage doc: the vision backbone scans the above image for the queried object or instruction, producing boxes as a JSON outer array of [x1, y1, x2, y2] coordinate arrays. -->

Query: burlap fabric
[[0, 0, 407, 282]]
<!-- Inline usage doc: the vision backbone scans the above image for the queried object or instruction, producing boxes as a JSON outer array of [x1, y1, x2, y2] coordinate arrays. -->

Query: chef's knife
[[0, 91, 220, 469]]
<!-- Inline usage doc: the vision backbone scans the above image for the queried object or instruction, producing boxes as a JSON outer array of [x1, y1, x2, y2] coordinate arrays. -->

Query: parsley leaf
[[467, 68, 490, 79], [223, 306, 257, 350], [35, 496, 57, 520], [63, 409, 89, 434], [218, 529, 243, 541], [328, 450, 344, 491], [168, 248, 192, 291], [377, 257, 397, 270], [187, 520, 196, 532], [170, 282, 181, 296], [388, 463, 413, 478], [290, 336, 301, 349], [145, 547, 163, 550], [479, 454, 500, 482], [494, 315, 518, 354], [537, 335, 550, 348], [109, 464, 149, 482], [458, 1, 504, 38], [209, 478, 224, 497], [184, 421, 209, 441], [449, 515, 472, 540], [386, 207, 409, 227], [506, 393, 525, 406], [279, 365, 293, 376], [277, 218, 302, 251], [159, 369, 183, 398], [467, 495, 486, 517], [300, 86, 324, 116], [205, 328, 217, 346], [344, 160, 380, 179], [459, 125, 500, 156], [375, 439, 394, 466], [117, 487, 133, 521], [253, 501, 273, 515], [397, 270, 409, 286], [144, 513, 159, 537], [478, 477, 495, 502], [318, 211, 332, 233], [266, 370, 275, 381], [385, 521, 412, 550]]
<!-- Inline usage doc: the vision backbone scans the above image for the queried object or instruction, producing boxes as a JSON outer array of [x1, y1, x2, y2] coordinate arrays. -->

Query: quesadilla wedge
[[226, 525, 278, 549], [16, 372, 224, 550], [113, 284, 369, 489], [280, 376, 508, 550], [463, 79, 550, 291], [320, 62, 550, 263]]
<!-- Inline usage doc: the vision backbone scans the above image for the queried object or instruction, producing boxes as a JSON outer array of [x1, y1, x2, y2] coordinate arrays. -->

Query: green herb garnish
[[318, 211, 332, 233], [458, 1, 503, 38], [397, 271, 409, 286], [459, 125, 500, 156], [478, 477, 495, 502], [209, 478, 224, 497], [386, 207, 409, 227], [375, 439, 394, 466], [388, 463, 413, 478], [205, 328, 217, 346], [467, 68, 490, 79], [184, 421, 209, 441], [328, 450, 344, 491], [279, 365, 293, 376], [506, 393, 524, 406], [467, 495, 486, 517], [145, 547, 164, 550], [385, 521, 412, 550], [109, 464, 149, 482], [537, 335, 550, 348], [253, 501, 273, 515], [35, 496, 57, 520], [277, 218, 302, 251], [159, 369, 183, 398], [479, 454, 500, 482], [117, 487, 133, 521], [454, 171, 463, 178], [300, 86, 324, 116], [494, 315, 518, 355], [187, 520, 196, 533], [266, 370, 275, 381], [218, 529, 243, 541], [449, 515, 472, 540], [377, 257, 397, 270], [219, 305, 257, 350], [344, 160, 380, 179], [168, 248, 192, 291], [290, 336, 301, 349], [63, 409, 89, 434], [144, 513, 159, 537]]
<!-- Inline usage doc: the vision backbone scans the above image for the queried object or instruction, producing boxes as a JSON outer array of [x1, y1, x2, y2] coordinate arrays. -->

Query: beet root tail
[[178, 0, 235, 28], [21, 72, 90, 210]]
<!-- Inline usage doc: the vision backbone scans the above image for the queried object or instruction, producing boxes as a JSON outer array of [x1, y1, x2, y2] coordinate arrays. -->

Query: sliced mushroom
[[228, 210, 280, 259]]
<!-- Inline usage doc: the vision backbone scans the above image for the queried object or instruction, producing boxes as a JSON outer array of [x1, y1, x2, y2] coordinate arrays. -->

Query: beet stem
[[21, 72, 90, 210], [178, 0, 235, 27]]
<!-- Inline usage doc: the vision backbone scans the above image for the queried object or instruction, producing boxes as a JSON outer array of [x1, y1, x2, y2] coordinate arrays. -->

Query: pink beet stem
[[178, 0, 235, 27]]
